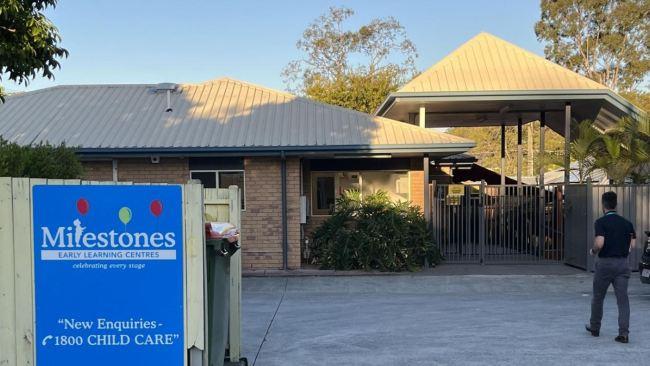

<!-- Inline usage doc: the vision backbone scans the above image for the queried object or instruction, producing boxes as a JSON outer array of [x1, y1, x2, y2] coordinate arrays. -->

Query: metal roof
[[398, 32, 608, 93], [0, 78, 474, 156]]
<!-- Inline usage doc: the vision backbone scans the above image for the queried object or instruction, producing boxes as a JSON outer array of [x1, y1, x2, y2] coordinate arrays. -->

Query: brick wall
[[83, 161, 113, 181], [83, 158, 189, 184], [409, 170, 425, 212], [240, 157, 301, 270], [117, 158, 189, 184], [82, 157, 301, 270]]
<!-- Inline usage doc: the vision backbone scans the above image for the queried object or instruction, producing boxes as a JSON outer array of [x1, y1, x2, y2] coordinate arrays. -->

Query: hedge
[[0, 137, 83, 179], [310, 190, 441, 271]]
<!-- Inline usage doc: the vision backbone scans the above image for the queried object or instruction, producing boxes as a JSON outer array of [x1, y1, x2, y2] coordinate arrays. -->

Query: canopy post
[[538, 112, 546, 188], [423, 154, 430, 223], [419, 106, 426, 128], [517, 118, 522, 187], [500, 123, 506, 188], [564, 102, 571, 185]]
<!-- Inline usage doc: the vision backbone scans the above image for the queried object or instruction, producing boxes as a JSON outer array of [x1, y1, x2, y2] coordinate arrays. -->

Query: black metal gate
[[431, 183, 565, 264]]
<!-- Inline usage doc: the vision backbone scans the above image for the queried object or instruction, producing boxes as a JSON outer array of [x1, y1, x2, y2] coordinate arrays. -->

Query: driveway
[[241, 265, 650, 366]]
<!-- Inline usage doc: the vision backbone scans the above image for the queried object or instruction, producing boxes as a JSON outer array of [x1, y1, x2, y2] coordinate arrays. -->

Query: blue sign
[[33, 185, 185, 366]]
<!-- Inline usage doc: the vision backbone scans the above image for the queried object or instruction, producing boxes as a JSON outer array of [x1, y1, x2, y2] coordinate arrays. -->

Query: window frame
[[311, 172, 337, 216], [189, 169, 246, 210], [310, 170, 410, 217]]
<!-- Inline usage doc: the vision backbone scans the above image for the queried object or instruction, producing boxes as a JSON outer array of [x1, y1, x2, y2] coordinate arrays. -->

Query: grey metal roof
[[0, 78, 474, 155]]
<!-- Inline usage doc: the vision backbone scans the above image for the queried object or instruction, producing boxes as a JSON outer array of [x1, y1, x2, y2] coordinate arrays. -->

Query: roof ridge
[[3, 83, 158, 100], [197, 77, 470, 142], [197, 77, 297, 99]]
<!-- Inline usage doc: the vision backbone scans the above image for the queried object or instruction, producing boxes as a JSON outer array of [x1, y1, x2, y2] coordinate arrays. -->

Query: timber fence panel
[[0, 178, 16, 366], [184, 183, 206, 353], [12, 178, 34, 366], [228, 185, 242, 362]]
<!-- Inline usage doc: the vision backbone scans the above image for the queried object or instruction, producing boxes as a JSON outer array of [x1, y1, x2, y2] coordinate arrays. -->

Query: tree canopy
[[535, 0, 649, 92], [283, 6, 417, 114], [0, 0, 67, 101]]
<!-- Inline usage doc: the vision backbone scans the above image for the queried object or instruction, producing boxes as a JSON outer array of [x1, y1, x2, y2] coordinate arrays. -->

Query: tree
[[568, 120, 602, 183], [448, 123, 565, 176], [620, 90, 650, 112], [535, 0, 649, 92], [0, 0, 67, 101], [283, 6, 417, 114], [592, 116, 650, 183], [0, 137, 83, 179]]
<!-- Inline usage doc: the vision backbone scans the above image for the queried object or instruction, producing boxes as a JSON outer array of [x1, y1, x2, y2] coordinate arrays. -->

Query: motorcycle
[[640, 231, 650, 284]]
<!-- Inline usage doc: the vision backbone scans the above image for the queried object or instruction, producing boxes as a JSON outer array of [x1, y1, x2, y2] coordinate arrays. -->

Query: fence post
[[228, 185, 242, 363], [0, 178, 16, 366], [478, 180, 485, 264], [586, 180, 594, 271]]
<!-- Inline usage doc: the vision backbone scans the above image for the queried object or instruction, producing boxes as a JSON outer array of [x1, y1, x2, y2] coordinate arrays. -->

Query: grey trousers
[[590, 257, 631, 336]]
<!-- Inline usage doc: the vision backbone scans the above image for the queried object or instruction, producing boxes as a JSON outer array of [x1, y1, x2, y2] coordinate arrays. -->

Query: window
[[310, 170, 409, 215], [190, 170, 245, 209], [312, 173, 336, 215], [360, 171, 409, 202]]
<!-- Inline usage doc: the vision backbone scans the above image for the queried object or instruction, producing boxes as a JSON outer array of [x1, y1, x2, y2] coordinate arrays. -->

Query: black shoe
[[585, 324, 599, 337], [615, 335, 629, 343]]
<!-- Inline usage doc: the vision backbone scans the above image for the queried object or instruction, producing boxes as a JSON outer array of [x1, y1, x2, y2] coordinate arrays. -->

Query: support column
[[423, 154, 430, 223], [517, 118, 523, 187], [419, 106, 426, 128], [280, 152, 288, 270], [537, 112, 546, 258], [539, 112, 546, 187], [500, 123, 506, 187], [564, 102, 572, 185], [112, 159, 118, 182]]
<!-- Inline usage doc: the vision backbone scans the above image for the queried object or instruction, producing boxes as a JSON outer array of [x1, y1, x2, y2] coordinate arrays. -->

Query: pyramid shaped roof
[[398, 32, 608, 93]]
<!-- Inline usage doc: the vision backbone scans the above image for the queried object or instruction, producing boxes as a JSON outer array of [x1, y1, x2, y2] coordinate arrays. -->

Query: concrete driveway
[[241, 265, 650, 366]]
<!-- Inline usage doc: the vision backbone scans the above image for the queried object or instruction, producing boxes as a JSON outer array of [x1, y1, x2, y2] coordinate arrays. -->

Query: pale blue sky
[[5, 0, 543, 93]]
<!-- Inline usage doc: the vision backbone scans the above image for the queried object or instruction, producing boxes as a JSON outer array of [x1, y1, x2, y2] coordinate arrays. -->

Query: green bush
[[310, 190, 441, 271], [0, 137, 83, 179]]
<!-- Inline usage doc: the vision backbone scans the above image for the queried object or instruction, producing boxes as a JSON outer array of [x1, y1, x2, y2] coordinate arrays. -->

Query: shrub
[[0, 137, 83, 179], [310, 190, 441, 271]]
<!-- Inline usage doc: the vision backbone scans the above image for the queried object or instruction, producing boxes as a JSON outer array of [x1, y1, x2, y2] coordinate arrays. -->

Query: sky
[[4, 0, 544, 93]]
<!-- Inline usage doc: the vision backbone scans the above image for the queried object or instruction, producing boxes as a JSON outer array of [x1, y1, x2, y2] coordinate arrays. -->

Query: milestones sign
[[33, 185, 185, 366]]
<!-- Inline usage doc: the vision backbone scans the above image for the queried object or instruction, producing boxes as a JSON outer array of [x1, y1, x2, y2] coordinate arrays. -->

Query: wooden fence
[[0, 178, 242, 366]]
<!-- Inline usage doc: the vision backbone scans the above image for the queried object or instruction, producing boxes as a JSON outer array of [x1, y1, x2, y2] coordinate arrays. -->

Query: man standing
[[586, 191, 636, 343]]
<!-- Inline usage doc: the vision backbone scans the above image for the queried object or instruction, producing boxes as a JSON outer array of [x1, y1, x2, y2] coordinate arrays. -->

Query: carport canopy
[[376, 32, 644, 186]]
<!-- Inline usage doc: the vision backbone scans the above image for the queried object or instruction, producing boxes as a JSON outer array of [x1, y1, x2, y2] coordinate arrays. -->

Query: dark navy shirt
[[594, 211, 636, 258]]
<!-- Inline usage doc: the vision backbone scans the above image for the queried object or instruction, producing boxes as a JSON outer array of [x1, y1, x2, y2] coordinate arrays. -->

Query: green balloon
[[118, 207, 132, 225]]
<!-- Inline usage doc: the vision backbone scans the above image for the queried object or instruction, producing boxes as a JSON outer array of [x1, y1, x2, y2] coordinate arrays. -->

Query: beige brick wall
[[117, 158, 189, 184], [240, 157, 301, 270], [409, 170, 425, 212], [83, 160, 114, 181], [82, 157, 302, 270], [83, 158, 189, 183]]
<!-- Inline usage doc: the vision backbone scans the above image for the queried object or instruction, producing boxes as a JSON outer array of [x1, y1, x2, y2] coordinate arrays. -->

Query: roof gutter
[[75, 142, 476, 159], [376, 89, 645, 118]]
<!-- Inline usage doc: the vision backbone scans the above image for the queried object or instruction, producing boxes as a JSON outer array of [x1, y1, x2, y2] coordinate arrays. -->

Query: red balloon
[[150, 200, 163, 217], [77, 198, 89, 215]]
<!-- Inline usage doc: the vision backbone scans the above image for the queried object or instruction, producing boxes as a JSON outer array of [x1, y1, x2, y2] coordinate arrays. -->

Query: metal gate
[[431, 183, 565, 264]]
